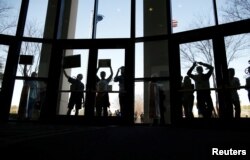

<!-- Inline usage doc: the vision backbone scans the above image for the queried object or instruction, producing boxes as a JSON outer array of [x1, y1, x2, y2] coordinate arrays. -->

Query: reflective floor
[[0, 122, 250, 160]]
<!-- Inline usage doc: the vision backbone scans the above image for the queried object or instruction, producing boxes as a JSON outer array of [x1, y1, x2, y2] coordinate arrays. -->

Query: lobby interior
[[0, 0, 250, 159]]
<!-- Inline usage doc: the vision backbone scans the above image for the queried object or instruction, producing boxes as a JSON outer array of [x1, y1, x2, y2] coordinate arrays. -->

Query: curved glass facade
[[1, 0, 250, 125]]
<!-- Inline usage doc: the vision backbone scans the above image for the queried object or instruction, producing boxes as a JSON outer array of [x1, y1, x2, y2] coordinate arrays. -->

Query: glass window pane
[[135, 42, 144, 78], [0, 45, 9, 92], [58, 49, 89, 116], [24, 0, 48, 38], [142, 81, 170, 124], [97, 49, 125, 91], [134, 82, 144, 123], [17, 42, 51, 78], [217, 0, 250, 24], [180, 40, 218, 118], [135, 41, 171, 124], [171, 0, 215, 33], [10, 80, 47, 120], [225, 33, 250, 117], [95, 49, 125, 116], [143, 0, 168, 36], [144, 40, 169, 78], [136, 0, 143, 37], [0, 0, 21, 35], [96, 0, 131, 38], [75, 0, 95, 39]]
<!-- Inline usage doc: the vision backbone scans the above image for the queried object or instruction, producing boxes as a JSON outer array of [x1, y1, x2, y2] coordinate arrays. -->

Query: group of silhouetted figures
[[181, 61, 250, 118], [18, 64, 126, 119], [63, 66, 126, 117], [18, 60, 250, 120]]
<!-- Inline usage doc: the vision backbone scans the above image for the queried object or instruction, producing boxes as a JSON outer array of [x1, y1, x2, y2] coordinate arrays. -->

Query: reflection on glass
[[171, 0, 215, 33], [17, 42, 42, 77], [24, 0, 48, 38], [0, 0, 21, 35], [143, 80, 170, 124], [143, 0, 168, 36], [0, 45, 9, 91], [144, 40, 169, 78], [10, 80, 46, 120], [225, 33, 250, 117]]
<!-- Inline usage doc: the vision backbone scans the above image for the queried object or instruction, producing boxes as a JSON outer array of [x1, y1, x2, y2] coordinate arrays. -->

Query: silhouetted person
[[95, 66, 113, 117], [63, 70, 84, 116], [228, 68, 241, 118], [246, 76, 250, 102], [182, 76, 195, 118], [187, 62, 214, 118], [114, 66, 127, 117], [245, 62, 250, 102]]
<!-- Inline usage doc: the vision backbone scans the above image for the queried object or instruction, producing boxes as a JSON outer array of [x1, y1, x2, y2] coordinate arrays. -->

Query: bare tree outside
[[221, 0, 250, 22], [0, 1, 17, 34], [0, 1, 18, 72], [19, 20, 43, 76], [0, 1, 42, 85], [0, 0, 43, 77], [0, 1, 44, 117], [0, 45, 8, 90], [0, 0, 17, 89], [180, 0, 250, 117]]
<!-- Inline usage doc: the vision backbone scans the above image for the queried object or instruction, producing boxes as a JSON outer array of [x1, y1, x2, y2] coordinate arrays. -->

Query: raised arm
[[114, 67, 121, 82], [197, 62, 213, 70], [107, 66, 113, 82], [197, 62, 214, 76], [63, 69, 70, 79], [96, 66, 100, 81], [187, 62, 196, 77]]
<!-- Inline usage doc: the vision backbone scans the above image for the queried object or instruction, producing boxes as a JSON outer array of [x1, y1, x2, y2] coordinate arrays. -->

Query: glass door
[[55, 41, 134, 124], [177, 35, 250, 119], [58, 49, 89, 116], [95, 49, 125, 117], [179, 39, 218, 118]]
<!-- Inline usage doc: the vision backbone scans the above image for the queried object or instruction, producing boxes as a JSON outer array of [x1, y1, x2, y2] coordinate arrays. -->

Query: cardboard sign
[[19, 55, 34, 65], [63, 54, 81, 68], [98, 59, 111, 67]]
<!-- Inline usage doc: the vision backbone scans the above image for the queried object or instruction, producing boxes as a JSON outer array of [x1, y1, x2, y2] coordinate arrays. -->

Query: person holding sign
[[63, 70, 84, 116], [95, 60, 113, 117]]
